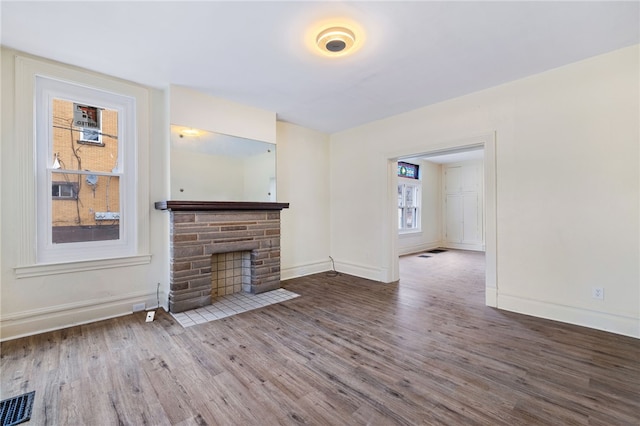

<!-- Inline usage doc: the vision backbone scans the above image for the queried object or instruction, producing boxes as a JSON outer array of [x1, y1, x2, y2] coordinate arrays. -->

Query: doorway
[[385, 133, 497, 307]]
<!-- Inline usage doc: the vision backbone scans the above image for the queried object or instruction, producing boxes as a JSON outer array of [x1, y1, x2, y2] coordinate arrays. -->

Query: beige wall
[[330, 45, 639, 337], [276, 122, 331, 279]]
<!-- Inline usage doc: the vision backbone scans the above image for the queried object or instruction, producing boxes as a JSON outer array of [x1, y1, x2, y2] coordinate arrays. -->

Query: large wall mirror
[[170, 125, 276, 202]]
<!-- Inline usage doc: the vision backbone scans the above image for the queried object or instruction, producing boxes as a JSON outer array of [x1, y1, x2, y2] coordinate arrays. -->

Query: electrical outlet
[[132, 303, 145, 312], [146, 311, 155, 322], [592, 287, 604, 300]]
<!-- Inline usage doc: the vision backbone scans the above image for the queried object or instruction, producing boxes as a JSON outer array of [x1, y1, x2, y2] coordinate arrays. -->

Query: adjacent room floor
[[1, 250, 638, 425]]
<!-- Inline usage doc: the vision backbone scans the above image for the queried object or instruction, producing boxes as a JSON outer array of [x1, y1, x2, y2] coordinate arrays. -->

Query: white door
[[443, 162, 484, 250]]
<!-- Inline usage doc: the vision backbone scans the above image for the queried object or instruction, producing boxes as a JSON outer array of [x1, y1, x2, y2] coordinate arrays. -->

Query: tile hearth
[[170, 288, 299, 328]]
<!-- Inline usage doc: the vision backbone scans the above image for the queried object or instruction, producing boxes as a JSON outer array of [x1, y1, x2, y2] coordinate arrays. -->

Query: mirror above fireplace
[[170, 125, 276, 202]]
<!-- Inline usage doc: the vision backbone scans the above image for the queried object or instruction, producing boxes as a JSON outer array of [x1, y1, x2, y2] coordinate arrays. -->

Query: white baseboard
[[281, 260, 332, 281], [334, 260, 385, 282], [442, 242, 485, 251], [398, 243, 441, 256], [0, 290, 156, 341], [497, 294, 639, 339], [485, 287, 497, 307], [282, 259, 389, 283]]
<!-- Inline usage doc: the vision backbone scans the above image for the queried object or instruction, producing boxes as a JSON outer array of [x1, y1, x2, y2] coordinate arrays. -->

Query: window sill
[[399, 230, 422, 237], [14, 254, 152, 279]]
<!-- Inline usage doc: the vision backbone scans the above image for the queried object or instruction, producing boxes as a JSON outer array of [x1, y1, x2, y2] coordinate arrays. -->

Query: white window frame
[[36, 77, 135, 263], [398, 177, 421, 234], [13, 55, 150, 276]]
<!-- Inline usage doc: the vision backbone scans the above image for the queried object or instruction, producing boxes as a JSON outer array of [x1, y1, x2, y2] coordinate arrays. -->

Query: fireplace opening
[[211, 251, 252, 298]]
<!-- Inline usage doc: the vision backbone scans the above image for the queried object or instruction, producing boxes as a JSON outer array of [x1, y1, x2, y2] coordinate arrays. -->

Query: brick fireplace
[[155, 201, 289, 313]]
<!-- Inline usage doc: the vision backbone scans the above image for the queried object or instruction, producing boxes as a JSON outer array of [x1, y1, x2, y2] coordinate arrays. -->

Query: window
[[12, 55, 150, 275], [398, 161, 419, 179], [35, 76, 137, 263], [52, 181, 78, 200], [398, 161, 421, 232], [76, 104, 103, 145]]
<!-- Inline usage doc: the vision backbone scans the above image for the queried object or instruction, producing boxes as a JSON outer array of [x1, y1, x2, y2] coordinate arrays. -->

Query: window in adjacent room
[[398, 161, 421, 232]]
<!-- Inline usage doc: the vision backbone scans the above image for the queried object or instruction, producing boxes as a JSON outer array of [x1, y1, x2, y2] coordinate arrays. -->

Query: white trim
[[36, 76, 136, 263], [334, 259, 387, 282], [441, 242, 484, 251], [385, 132, 497, 300], [0, 289, 157, 342], [13, 54, 149, 269], [498, 294, 639, 339], [281, 259, 332, 280], [398, 242, 441, 257], [14, 254, 152, 279]]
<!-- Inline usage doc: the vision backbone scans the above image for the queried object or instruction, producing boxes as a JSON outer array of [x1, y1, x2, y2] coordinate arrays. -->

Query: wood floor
[[2, 250, 639, 425]]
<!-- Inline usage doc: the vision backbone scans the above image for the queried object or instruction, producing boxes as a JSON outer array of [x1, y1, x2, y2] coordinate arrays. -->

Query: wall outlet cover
[[133, 303, 145, 312], [592, 287, 604, 300], [146, 311, 155, 322]]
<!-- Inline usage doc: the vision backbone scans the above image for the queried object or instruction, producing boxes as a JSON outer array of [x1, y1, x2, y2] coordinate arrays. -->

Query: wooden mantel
[[154, 200, 290, 211]]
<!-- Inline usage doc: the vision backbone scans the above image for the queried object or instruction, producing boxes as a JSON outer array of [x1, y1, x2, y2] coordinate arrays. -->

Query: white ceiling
[[2, 1, 638, 134]]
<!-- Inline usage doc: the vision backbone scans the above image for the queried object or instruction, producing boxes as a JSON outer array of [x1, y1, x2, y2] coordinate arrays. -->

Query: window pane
[[52, 99, 118, 173], [405, 186, 414, 207], [51, 172, 120, 244], [398, 161, 419, 179]]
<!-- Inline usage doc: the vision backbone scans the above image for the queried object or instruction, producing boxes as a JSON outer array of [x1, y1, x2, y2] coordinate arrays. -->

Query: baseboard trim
[[281, 260, 331, 281], [485, 287, 497, 307], [442, 242, 484, 251], [497, 294, 639, 339], [398, 243, 441, 256], [0, 290, 155, 341], [334, 260, 385, 282], [281, 259, 386, 283]]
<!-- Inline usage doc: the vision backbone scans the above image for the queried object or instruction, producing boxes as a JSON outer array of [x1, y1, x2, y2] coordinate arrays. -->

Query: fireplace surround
[[155, 201, 289, 313]]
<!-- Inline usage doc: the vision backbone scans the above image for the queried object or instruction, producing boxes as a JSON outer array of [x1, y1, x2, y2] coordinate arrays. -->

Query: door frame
[[384, 132, 497, 307]]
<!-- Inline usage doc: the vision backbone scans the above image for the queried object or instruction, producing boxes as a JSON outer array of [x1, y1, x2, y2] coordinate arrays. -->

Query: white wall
[[330, 45, 639, 338], [0, 49, 170, 340], [398, 160, 442, 255], [276, 122, 331, 279]]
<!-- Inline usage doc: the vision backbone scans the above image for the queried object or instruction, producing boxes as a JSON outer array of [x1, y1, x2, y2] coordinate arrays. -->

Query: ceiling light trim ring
[[316, 26, 356, 55]]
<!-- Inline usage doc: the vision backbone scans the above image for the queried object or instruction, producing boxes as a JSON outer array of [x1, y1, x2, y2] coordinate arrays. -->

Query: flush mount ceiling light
[[316, 26, 356, 56]]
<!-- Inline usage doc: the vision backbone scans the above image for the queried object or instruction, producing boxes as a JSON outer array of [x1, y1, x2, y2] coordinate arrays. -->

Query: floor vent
[[0, 391, 35, 426], [418, 254, 431, 258], [426, 249, 447, 254]]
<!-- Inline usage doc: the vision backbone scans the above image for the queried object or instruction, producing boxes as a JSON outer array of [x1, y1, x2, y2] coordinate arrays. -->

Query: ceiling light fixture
[[316, 26, 356, 56]]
